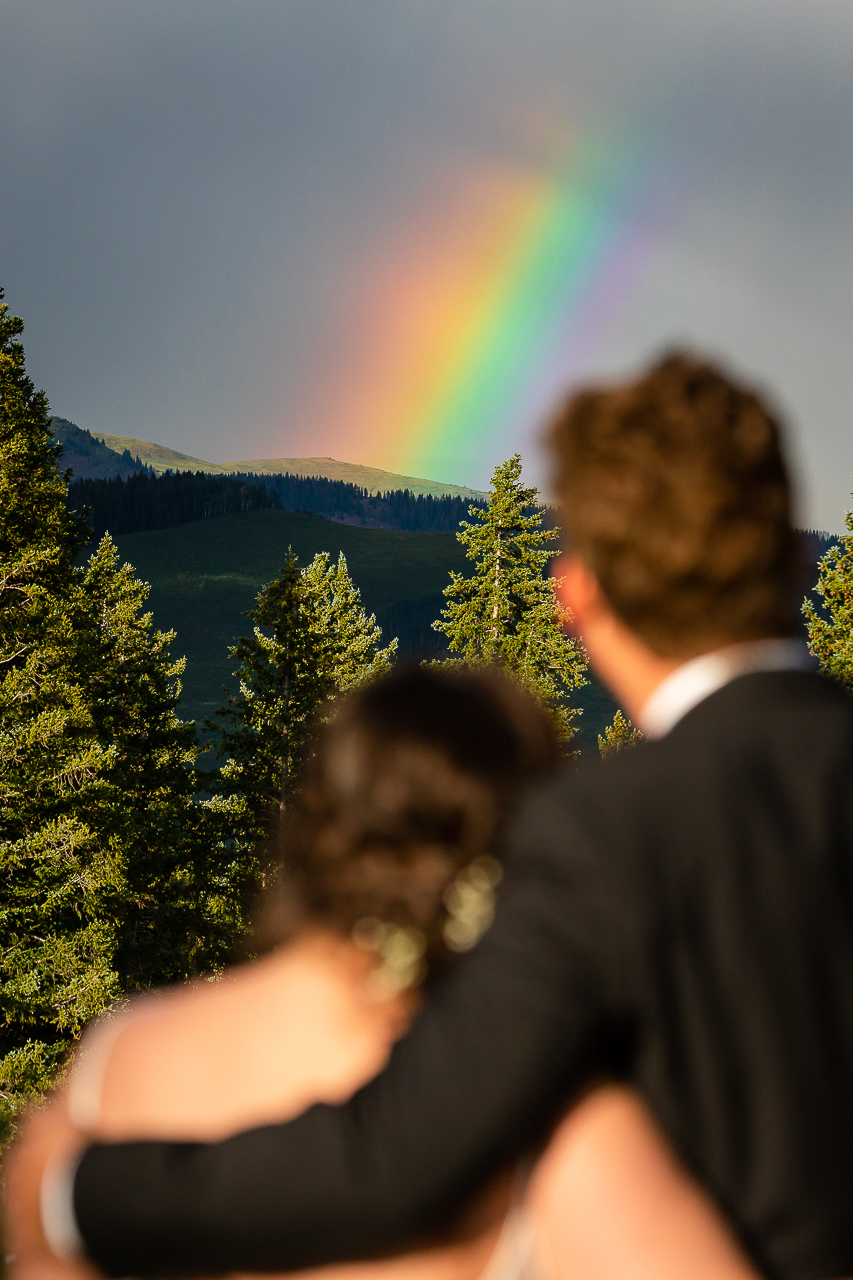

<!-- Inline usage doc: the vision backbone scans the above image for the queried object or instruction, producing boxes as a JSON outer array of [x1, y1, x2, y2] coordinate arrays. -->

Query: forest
[[69, 470, 281, 537], [68, 468, 487, 538]]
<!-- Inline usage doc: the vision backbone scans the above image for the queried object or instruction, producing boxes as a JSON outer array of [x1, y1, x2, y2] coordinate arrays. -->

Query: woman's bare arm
[[527, 1087, 760, 1280]]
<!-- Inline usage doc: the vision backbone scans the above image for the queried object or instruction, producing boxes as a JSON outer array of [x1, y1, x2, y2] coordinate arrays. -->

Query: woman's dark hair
[[257, 665, 559, 971]]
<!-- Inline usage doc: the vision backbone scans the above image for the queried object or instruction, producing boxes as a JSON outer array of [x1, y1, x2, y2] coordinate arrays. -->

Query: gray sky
[[2, 0, 852, 528]]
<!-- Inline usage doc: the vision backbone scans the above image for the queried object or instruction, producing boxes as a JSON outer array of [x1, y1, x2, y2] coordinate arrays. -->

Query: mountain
[[49, 418, 146, 480], [91, 433, 486, 498], [92, 433, 223, 474]]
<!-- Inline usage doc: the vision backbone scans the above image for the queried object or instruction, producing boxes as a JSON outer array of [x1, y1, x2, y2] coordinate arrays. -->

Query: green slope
[[111, 508, 617, 752], [93, 434, 224, 473], [113, 509, 467, 725]]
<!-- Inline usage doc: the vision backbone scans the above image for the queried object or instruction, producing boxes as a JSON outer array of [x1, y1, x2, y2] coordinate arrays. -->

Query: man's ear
[[553, 554, 601, 629]]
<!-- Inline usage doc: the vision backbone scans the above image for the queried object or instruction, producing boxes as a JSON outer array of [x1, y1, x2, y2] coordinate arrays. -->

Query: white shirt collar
[[637, 638, 816, 740]]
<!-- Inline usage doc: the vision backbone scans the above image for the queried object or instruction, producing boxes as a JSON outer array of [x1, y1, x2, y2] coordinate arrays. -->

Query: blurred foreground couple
[[9, 353, 853, 1280]]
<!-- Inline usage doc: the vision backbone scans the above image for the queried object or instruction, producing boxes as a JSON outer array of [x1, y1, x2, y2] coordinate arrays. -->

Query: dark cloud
[[1, 0, 851, 526]]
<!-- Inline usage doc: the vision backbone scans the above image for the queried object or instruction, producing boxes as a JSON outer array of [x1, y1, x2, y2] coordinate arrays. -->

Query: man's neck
[[582, 612, 683, 725]]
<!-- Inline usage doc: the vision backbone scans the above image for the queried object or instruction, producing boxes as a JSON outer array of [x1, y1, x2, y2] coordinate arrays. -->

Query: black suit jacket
[[75, 671, 853, 1280]]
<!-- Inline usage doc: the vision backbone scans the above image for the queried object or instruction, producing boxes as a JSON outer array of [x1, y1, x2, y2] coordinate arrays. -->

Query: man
[[20, 354, 853, 1279]]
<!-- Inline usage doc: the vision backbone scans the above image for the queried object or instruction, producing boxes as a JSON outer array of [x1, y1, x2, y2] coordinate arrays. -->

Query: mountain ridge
[[91, 432, 486, 499], [49, 418, 146, 480]]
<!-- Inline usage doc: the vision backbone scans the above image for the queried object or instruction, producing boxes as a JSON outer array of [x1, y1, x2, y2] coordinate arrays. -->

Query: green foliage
[[433, 454, 587, 740], [0, 301, 90, 585], [207, 550, 396, 857], [803, 510, 853, 691], [301, 551, 397, 691], [0, 292, 112, 1130], [0, 294, 246, 1137], [598, 710, 644, 759], [78, 538, 249, 989]]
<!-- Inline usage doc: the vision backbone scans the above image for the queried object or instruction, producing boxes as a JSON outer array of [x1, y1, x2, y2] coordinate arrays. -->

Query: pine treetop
[[301, 551, 397, 691], [433, 454, 586, 741], [598, 709, 644, 758], [0, 293, 89, 579], [436, 455, 558, 667]]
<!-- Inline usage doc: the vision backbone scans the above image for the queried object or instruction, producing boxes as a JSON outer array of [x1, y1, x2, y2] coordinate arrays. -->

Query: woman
[[58, 667, 759, 1280]]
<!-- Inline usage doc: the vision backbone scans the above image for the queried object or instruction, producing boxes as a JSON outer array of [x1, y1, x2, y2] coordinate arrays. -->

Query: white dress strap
[[67, 1008, 129, 1130], [478, 1206, 537, 1280]]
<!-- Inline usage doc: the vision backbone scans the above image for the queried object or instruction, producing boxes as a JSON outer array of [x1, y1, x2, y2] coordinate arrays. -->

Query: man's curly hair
[[550, 352, 799, 656]]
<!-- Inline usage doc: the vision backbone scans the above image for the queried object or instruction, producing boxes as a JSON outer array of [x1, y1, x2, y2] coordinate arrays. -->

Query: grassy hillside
[[94, 434, 486, 499], [94, 434, 224, 473], [111, 508, 617, 752]]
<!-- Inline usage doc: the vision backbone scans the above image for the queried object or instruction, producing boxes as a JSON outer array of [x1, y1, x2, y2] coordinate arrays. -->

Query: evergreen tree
[[598, 710, 644, 759], [79, 537, 251, 988], [207, 551, 335, 861], [433, 454, 587, 740], [803, 505, 853, 691], [68, 470, 279, 540], [301, 551, 397, 690], [208, 550, 397, 856], [0, 292, 116, 1129], [0, 295, 246, 1137], [0, 296, 90, 587]]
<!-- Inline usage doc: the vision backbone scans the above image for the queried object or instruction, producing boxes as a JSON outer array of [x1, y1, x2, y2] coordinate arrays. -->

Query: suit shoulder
[[512, 743, 662, 849], [679, 668, 853, 730]]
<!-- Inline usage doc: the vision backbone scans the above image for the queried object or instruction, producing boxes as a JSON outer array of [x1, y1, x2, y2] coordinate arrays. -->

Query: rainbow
[[295, 132, 661, 488]]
